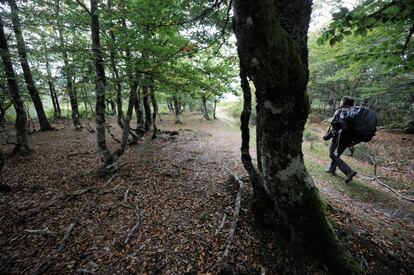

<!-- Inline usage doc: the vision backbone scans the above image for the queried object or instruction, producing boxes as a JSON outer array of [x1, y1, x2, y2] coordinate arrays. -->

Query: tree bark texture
[[201, 96, 210, 120], [55, 0, 81, 129], [0, 17, 29, 153], [8, 0, 52, 131], [91, 0, 135, 174], [232, 1, 360, 273], [45, 58, 61, 119], [143, 85, 152, 132], [91, 0, 115, 173], [213, 98, 217, 119], [173, 95, 181, 124], [133, 78, 144, 133], [150, 85, 158, 139]]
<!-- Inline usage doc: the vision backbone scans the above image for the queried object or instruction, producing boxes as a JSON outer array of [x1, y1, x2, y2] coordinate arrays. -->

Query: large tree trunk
[[172, 95, 181, 124], [232, 0, 360, 273], [0, 17, 30, 153], [55, 0, 81, 129], [142, 85, 152, 132], [8, 0, 52, 131]]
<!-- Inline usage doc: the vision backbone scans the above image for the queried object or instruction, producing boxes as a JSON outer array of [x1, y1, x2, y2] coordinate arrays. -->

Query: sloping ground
[[0, 116, 322, 275], [304, 121, 414, 274], [0, 113, 413, 274]]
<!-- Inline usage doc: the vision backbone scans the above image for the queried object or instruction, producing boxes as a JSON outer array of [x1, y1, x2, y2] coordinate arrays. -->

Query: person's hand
[[323, 131, 332, 141]]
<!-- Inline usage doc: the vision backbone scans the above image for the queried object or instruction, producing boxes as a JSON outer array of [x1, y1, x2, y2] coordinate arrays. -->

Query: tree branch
[[75, 0, 91, 15], [401, 23, 414, 56], [149, 0, 225, 31], [370, 156, 414, 203]]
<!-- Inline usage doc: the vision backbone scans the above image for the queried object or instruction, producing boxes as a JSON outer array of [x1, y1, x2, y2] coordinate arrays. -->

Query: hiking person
[[323, 96, 377, 183], [324, 96, 357, 182]]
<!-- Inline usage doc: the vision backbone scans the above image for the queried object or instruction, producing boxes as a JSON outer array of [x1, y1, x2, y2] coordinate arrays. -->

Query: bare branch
[[75, 0, 91, 15], [401, 23, 414, 56]]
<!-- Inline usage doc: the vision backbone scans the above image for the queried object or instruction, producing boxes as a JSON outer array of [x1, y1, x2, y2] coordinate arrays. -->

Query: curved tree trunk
[[8, 0, 52, 131], [0, 17, 29, 153], [232, 0, 360, 273]]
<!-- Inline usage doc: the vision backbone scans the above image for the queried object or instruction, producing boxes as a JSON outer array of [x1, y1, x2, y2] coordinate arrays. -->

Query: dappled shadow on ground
[[0, 113, 413, 274]]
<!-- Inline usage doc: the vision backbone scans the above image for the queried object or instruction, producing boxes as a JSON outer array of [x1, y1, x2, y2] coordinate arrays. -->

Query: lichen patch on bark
[[275, 156, 304, 181], [264, 100, 282, 114]]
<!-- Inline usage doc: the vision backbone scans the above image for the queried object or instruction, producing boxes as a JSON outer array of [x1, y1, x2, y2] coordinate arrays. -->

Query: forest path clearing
[[0, 112, 413, 274]]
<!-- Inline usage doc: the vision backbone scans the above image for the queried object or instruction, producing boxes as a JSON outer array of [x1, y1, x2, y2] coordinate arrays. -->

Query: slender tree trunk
[[109, 100, 116, 115], [133, 84, 144, 131], [54, 90, 61, 116], [82, 82, 90, 117], [201, 96, 210, 120], [0, 102, 12, 125], [91, 0, 115, 173], [55, 0, 81, 129], [232, 0, 360, 273], [107, 10, 121, 119], [167, 100, 174, 113], [7, 0, 52, 131], [181, 102, 185, 113], [173, 95, 181, 124], [91, 0, 136, 175], [213, 98, 217, 119], [48, 80, 58, 119], [189, 100, 194, 112], [143, 85, 152, 132], [0, 17, 29, 153], [45, 58, 60, 119], [150, 85, 158, 139]]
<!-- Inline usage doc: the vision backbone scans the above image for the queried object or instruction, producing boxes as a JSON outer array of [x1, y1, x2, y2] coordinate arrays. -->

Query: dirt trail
[[0, 113, 413, 274]]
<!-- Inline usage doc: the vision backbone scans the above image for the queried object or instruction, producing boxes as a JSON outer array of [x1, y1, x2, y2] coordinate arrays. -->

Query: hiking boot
[[345, 171, 357, 183], [325, 169, 336, 176]]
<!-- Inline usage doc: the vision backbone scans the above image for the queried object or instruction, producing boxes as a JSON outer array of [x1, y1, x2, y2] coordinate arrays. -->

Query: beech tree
[[233, 0, 360, 272], [0, 16, 29, 153], [55, 0, 82, 129], [7, 0, 52, 131], [91, 0, 136, 174]]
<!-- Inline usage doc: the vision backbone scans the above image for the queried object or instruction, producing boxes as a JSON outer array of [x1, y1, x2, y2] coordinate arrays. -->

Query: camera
[[323, 130, 333, 141]]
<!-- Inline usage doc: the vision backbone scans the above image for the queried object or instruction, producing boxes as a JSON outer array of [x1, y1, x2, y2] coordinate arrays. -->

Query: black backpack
[[339, 106, 378, 143]]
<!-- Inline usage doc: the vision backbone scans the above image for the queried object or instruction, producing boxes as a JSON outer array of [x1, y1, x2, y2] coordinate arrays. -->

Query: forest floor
[[0, 110, 413, 274]]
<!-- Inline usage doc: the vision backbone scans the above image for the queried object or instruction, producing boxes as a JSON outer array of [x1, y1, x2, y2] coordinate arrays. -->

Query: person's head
[[340, 96, 354, 108]]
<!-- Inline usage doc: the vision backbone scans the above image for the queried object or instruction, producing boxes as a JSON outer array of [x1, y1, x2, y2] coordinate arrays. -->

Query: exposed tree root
[[223, 174, 244, 258], [32, 203, 87, 275], [370, 156, 414, 203], [124, 197, 140, 246], [215, 213, 227, 235]]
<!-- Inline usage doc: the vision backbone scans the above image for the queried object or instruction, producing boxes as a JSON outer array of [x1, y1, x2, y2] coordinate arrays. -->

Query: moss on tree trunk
[[0, 17, 30, 154], [233, 0, 361, 273]]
